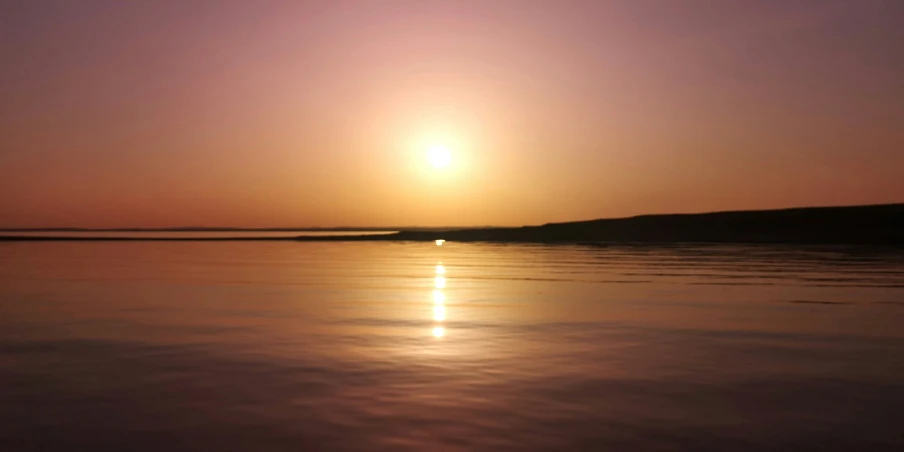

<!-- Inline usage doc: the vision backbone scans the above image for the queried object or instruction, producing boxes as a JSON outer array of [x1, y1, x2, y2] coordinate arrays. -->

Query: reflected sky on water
[[1, 241, 903, 451]]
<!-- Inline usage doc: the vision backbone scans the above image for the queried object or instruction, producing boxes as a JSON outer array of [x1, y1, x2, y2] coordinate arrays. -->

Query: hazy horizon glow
[[2, 0, 902, 228]]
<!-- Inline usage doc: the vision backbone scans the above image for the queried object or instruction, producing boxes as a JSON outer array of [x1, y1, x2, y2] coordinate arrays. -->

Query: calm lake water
[[1, 242, 903, 451]]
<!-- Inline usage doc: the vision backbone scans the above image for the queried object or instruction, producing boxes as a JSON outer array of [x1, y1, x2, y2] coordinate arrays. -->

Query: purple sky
[[1, 0, 902, 227]]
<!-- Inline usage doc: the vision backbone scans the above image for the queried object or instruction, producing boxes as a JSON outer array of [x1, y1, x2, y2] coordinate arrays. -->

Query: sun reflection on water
[[433, 304, 446, 321], [432, 260, 447, 339]]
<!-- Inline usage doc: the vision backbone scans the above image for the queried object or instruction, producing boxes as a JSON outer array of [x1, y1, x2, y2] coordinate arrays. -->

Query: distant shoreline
[[0, 236, 299, 241], [2, 203, 902, 245], [0, 227, 492, 233]]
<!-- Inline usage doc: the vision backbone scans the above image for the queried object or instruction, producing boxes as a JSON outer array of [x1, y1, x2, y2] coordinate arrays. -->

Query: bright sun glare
[[426, 145, 452, 169]]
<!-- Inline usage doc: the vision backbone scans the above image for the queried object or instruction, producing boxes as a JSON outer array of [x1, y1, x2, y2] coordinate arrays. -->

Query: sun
[[426, 144, 452, 169]]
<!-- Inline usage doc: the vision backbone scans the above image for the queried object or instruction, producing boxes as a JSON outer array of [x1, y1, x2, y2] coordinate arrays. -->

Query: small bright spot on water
[[435, 239, 445, 246], [432, 326, 445, 338], [432, 290, 444, 303], [435, 276, 446, 289], [433, 305, 446, 321], [436, 264, 445, 274]]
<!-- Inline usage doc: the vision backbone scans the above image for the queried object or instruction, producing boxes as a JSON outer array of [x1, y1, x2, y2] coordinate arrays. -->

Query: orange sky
[[1, 1, 902, 228]]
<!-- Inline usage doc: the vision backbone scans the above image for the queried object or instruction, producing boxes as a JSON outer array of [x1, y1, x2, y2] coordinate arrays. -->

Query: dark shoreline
[[2, 203, 902, 245], [0, 236, 299, 241]]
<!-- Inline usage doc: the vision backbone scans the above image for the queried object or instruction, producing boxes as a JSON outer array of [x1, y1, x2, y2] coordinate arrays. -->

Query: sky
[[1, 0, 902, 228]]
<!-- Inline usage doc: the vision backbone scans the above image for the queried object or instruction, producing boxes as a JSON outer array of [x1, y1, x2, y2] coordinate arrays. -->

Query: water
[[1, 242, 903, 451]]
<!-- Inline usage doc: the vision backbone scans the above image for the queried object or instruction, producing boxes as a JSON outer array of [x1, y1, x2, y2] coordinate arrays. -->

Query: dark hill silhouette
[[381, 203, 904, 245]]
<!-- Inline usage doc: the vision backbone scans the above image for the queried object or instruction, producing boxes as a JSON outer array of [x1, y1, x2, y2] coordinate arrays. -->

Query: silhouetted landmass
[[0, 236, 296, 241], [0, 226, 493, 232], [2, 204, 902, 245], [380, 203, 904, 245]]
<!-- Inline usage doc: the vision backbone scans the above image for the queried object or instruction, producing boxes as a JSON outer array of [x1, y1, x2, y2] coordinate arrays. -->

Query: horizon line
[[2, 201, 901, 232]]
